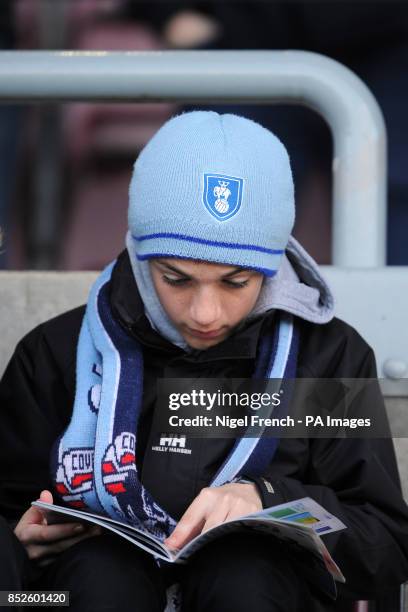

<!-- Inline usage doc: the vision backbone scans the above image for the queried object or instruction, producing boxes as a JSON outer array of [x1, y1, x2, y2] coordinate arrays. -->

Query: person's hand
[[14, 490, 102, 565], [164, 482, 262, 550]]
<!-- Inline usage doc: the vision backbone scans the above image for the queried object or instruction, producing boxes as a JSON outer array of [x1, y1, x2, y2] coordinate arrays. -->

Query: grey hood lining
[[249, 236, 334, 325], [126, 232, 335, 352]]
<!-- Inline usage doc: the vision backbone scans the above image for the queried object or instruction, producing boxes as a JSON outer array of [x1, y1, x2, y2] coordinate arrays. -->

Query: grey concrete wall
[[0, 271, 97, 375]]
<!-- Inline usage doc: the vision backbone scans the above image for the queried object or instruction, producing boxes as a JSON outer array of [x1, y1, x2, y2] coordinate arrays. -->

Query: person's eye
[[162, 276, 190, 286], [223, 279, 249, 289]]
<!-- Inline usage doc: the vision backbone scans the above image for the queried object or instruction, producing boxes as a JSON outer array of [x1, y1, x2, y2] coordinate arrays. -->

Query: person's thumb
[[38, 489, 53, 505], [14, 490, 55, 536], [35, 490, 54, 525], [23, 490, 54, 526]]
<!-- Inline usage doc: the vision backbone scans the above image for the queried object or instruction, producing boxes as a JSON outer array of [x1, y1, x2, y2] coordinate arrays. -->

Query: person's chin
[[184, 329, 228, 350], [187, 338, 220, 350]]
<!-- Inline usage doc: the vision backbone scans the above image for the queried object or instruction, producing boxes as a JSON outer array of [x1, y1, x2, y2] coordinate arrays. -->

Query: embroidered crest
[[203, 173, 244, 221], [55, 448, 95, 508], [102, 433, 136, 496]]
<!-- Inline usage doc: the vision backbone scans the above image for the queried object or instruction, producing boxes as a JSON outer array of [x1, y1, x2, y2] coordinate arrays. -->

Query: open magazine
[[33, 496, 346, 598]]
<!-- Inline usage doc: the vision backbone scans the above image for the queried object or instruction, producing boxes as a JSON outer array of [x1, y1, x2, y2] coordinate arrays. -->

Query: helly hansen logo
[[152, 434, 192, 455], [159, 434, 186, 448]]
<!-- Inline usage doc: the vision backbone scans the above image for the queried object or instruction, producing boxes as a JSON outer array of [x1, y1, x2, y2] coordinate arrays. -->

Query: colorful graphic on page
[[257, 498, 346, 536]]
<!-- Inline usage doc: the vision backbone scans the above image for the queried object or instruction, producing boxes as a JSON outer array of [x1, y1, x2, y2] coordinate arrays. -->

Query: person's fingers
[[222, 502, 254, 525], [165, 505, 205, 549], [201, 505, 230, 534], [165, 519, 205, 550], [14, 507, 48, 538], [28, 526, 103, 561], [165, 488, 214, 549], [164, 484, 262, 551], [19, 521, 98, 546]]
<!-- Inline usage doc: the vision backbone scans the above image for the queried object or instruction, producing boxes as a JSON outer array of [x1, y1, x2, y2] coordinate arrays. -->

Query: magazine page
[[169, 496, 345, 589], [32, 501, 171, 561], [244, 517, 344, 582], [172, 513, 343, 579], [33, 496, 346, 580], [169, 516, 342, 600], [250, 497, 347, 535]]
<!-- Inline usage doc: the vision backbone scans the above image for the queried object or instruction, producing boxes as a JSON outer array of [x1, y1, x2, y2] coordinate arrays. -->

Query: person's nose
[[189, 286, 222, 329]]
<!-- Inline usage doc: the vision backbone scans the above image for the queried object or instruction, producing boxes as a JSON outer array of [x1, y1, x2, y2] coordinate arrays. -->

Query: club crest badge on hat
[[203, 173, 244, 221]]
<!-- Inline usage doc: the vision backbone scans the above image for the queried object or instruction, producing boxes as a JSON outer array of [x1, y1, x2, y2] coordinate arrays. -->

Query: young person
[[1, 111, 407, 612]]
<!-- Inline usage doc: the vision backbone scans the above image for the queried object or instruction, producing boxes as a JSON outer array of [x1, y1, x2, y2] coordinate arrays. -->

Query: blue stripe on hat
[[135, 252, 277, 277], [132, 232, 284, 256]]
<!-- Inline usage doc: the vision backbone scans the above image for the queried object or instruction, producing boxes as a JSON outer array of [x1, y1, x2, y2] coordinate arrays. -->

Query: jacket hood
[[249, 236, 334, 325], [125, 232, 334, 352]]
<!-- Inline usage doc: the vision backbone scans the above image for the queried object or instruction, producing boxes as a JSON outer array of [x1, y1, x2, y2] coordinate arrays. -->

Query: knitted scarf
[[50, 261, 298, 542]]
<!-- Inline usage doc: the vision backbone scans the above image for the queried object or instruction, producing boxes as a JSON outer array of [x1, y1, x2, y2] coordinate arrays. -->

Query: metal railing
[[0, 49, 387, 267]]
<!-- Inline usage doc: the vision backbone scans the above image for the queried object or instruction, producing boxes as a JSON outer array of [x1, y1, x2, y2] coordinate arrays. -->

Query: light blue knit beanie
[[128, 111, 295, 277]]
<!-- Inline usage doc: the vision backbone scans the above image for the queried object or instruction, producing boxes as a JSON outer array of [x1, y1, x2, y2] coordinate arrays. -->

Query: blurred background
[[1, 0, 407, 271]]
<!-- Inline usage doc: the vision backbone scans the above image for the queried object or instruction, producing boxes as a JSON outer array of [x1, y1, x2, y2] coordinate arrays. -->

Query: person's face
[[149, 258, 264, 349]]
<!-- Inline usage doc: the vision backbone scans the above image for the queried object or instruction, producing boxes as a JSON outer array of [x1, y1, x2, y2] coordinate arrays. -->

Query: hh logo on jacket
[[152, 434, 192, 455]]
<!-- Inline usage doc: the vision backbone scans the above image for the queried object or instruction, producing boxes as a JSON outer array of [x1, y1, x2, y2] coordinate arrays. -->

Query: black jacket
[[1, 251, 408, 601]]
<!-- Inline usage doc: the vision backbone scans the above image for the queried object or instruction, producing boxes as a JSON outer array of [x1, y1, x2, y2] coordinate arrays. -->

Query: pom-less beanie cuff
[[131, 232, 284, 277]]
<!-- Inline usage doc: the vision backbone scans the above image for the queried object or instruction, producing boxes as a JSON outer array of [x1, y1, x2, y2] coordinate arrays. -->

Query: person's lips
[[187, 327, 225, 339]]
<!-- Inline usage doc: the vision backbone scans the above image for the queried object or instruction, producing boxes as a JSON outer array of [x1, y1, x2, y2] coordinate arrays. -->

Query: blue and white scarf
[[50, 261, 298, 542]]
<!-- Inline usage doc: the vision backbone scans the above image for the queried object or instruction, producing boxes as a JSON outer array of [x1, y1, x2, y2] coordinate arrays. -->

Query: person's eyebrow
[[222, 267, 249, 278], [155, 261, 249, 279], [156, 261, 191, 277]]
